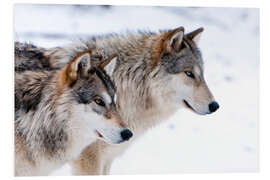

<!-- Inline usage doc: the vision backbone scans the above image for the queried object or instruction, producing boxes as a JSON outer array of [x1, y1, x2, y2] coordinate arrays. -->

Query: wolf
[[14, 51, 133, 176], [14, 26, 219, 175]]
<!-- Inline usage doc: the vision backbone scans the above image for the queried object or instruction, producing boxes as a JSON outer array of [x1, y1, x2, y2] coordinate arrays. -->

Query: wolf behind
[[15, 26, 220, 175], [14, 51, 133, 176]]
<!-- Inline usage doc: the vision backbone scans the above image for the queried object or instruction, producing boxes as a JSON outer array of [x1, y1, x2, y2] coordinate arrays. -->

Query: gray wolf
[[14, 51, 133, 176], [14, 26, 219, 175]]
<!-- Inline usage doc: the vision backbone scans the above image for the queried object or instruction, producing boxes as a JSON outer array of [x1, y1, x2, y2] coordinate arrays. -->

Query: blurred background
[[14, 4, 259, 175]]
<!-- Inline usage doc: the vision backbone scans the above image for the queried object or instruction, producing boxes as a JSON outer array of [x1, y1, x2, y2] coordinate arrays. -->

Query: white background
[[1, 0, 270, 180], [14, 4, 259, 175]]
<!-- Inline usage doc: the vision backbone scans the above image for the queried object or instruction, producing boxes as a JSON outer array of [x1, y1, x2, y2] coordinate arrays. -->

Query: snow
[[14, 4, 259, 174]]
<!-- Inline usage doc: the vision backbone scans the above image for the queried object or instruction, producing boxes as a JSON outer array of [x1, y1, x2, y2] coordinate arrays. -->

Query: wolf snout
[[120, 129, 133, 141], [208, 101, 219, 113]]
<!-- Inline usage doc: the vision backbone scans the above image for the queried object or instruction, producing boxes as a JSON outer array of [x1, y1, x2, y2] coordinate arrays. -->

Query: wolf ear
[[99, 55, 118, 76], [151, 27, 185, 70], [185, 27, 204, 44], [163, 27, 185, 52], [66, 51, 91, 84]]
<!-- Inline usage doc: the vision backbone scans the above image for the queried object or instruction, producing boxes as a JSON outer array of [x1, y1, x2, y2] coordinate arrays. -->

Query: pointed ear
[[185, 27, 204, 44], [66, 51, 91, 84], [99, 55, 117, 76], [151, 27, 185, 70], [163, 27, 185, 52]]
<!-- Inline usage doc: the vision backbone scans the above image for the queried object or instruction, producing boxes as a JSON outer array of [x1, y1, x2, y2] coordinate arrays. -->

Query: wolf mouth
[[95, 130, 104, 138], [183, 100, 208, 115], [183, 100, 197, 113]]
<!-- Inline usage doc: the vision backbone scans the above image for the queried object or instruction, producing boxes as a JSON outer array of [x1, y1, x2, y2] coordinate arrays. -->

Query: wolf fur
[[14, 26, 219, 175], [14, 51, 132, 176]]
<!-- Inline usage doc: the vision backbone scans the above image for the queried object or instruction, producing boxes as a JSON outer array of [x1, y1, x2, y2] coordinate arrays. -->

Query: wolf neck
[[15, 71, 71, 159], [15, 70, 97, 175], [95, 32, 179, 133]]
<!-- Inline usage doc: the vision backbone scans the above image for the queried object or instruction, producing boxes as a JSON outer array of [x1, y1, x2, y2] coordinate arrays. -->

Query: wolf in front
[[14, 51, 133, 176], [15, 27, 219, 175]]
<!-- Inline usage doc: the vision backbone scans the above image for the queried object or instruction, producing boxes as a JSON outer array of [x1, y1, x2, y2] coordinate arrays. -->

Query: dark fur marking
[[133, 65, 141, 74], [76, 87, 93, 104], [15, 72, 54, 113], [43, 128, 68, 156], [22, 89, 42, 113], [94, 68, 116, 98], [15, 42, 52, 72], [152, 68, 160, 78]]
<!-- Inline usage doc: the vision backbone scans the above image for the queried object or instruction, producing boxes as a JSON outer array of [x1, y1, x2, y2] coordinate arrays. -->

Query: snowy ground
[[14, 4, 259, 175]]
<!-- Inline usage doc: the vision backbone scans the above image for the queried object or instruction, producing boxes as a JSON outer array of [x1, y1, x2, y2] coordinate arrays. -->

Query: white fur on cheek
[[170, 75, 191, 103], [68, 104, 101, 159], [169, 74, 210, 115], [71, 103, 124, 146]]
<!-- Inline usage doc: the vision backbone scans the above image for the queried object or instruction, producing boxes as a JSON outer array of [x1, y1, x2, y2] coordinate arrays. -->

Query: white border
[[1, 0, 269, 179], [11, 0, 262, 8]]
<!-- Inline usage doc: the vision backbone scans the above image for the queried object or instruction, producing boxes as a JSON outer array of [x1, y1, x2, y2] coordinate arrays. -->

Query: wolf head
[[58, 51, 132, 144], [150, 27, 219, 115]]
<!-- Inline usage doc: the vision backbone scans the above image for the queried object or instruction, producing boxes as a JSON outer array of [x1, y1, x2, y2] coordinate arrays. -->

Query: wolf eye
[[184, 71, 195, 79], [94, 98, 105, 107]]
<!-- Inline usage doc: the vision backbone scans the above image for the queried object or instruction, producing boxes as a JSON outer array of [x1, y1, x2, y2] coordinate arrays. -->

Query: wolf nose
[[209, 101, 219, 113], [120, 129, 133, 141]]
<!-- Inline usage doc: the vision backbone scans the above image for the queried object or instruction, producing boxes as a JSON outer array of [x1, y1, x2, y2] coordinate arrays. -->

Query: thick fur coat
[[15, 27, 219, 175]]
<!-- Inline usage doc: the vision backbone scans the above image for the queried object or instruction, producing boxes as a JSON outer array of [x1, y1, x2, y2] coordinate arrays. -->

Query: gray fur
[[15, 42, 52, 71], [161, 37, 204, 74], [14, 27, 217, 175], [14, 51, 124, 176]]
